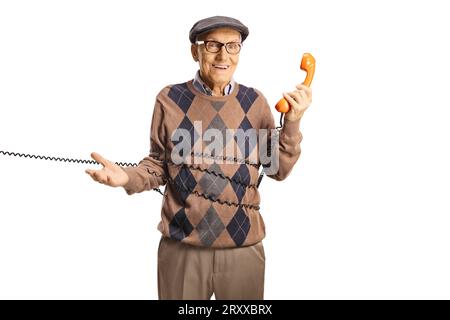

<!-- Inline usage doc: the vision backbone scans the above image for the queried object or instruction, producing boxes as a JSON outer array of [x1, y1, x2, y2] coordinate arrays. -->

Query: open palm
[[85, 152, 129, 187]]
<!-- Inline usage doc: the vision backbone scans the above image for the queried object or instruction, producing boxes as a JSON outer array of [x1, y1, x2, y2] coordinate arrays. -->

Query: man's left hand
[[283, 84, 312, 121]]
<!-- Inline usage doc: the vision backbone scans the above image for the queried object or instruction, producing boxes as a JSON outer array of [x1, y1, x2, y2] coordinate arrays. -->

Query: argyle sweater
[[121, 80, 302, 248]]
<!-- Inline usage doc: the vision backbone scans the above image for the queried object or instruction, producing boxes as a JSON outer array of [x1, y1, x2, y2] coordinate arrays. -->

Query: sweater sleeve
[[121, 100, 167, 195], [259, 93, 303, 181]]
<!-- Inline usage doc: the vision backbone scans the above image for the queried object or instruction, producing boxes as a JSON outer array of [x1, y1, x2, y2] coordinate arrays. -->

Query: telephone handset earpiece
[[275, 53, 316, 113]]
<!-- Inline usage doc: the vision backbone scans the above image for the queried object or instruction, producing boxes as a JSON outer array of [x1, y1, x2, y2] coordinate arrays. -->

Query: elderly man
[[85, 16, 312, 300]]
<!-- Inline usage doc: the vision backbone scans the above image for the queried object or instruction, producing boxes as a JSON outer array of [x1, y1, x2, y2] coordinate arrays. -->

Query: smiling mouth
[[212, 64, 230, 70]]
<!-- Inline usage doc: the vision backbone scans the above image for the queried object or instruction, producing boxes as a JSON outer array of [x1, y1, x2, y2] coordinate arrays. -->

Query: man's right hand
[[85, 152, 129, 187]]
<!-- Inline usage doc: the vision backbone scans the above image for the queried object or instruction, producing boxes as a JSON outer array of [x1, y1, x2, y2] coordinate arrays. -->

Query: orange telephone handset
[[275, 53, 316, 113]]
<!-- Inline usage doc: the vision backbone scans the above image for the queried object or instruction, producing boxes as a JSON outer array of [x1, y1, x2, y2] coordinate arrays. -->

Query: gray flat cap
[[189, 16, 249, 44]]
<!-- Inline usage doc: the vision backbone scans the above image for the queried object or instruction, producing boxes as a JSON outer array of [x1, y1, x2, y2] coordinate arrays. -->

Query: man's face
[[191, 28, 241, 91]]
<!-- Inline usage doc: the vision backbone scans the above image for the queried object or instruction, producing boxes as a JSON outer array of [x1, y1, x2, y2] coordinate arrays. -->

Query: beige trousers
[[157, 236, 265, 300]]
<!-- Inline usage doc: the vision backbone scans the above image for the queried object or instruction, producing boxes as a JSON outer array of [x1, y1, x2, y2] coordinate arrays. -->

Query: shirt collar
[[193, 70, 235, 96]]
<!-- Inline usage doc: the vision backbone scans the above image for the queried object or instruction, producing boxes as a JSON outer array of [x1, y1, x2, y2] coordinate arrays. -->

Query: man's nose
[[216, 45, 229, 59]]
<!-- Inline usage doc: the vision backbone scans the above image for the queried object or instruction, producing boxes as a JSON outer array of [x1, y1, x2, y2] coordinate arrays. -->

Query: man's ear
[[191, 44, 198, 62]]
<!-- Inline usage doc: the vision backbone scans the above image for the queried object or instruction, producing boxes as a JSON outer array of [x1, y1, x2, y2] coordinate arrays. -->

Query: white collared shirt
[[192, 70, 235, 96]]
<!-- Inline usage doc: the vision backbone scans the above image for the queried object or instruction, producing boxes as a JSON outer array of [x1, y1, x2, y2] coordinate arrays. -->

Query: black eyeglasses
[[196, 40, 242, 54]]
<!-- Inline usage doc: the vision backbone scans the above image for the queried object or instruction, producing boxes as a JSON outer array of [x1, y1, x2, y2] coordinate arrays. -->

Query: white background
[[1, 0, 449, 299]]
